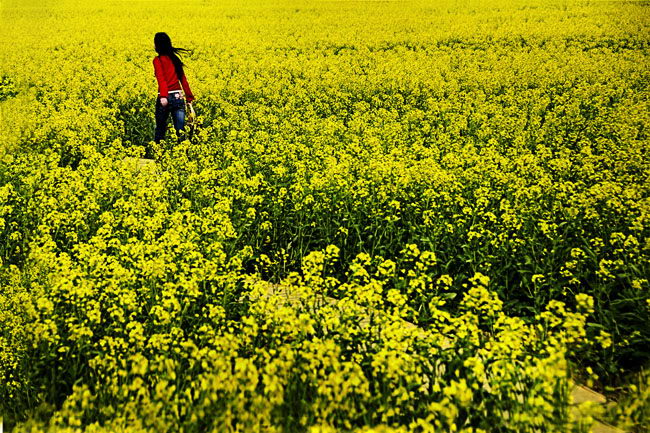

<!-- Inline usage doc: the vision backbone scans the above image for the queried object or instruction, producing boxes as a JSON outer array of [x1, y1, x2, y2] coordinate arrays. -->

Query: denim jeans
[[154, 92, 185, 143]]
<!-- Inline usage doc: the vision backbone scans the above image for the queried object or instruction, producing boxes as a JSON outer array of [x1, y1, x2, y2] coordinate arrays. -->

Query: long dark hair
[[154, 32, 191, 79]]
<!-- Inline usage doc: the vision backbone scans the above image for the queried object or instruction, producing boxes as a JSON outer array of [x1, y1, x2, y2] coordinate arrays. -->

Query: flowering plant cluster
[[0, 0, 648, 431]]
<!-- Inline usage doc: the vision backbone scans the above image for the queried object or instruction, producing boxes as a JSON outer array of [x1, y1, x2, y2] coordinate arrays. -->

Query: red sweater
[[153, 55, 194, 102]]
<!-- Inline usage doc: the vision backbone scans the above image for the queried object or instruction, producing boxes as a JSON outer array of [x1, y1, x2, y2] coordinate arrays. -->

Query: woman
[[153, 32, 195, 144]]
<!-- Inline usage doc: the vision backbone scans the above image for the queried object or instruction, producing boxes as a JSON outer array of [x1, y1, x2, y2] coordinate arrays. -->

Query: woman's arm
[[153, 57, 168, 99]]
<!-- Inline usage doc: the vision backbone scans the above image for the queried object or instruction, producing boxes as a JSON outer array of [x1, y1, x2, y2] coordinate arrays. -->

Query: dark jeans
[[154, 92, 185, 143]]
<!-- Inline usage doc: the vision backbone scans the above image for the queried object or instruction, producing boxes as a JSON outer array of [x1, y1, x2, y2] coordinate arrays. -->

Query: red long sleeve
[[153, 56, 168, 98], [153, 55, 194, 102]]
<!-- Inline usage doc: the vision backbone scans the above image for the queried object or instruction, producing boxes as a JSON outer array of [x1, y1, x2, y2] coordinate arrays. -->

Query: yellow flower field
[[0, 0, 648, 431]]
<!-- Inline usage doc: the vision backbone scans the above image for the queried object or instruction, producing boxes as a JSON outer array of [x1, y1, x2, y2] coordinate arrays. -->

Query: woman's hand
[[160, 97, 168, 107]]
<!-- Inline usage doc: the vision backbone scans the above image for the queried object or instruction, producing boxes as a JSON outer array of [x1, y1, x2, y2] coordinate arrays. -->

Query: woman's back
[[153, 54, 194, 102]]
